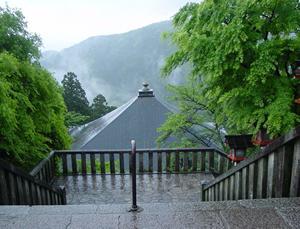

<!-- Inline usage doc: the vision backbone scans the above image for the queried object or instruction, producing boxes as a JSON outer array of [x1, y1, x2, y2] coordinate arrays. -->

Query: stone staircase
[[1, 198, 299, 228]]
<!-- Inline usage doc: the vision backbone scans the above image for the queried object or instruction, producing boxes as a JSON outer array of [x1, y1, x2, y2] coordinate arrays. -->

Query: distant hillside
[[41, 21, 187, 105]]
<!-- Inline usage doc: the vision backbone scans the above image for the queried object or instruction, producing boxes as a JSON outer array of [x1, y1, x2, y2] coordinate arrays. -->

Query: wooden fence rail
[[0, 160, 66, 205], [54, 148, 231, 176], [202, 126, 300, 201], [30, 151, 57, 184], [1, 146, 231, 205]]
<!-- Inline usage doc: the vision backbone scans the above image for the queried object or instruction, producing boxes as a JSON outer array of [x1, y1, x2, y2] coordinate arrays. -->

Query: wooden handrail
[[0, 159, 66, 205], [54, 147, 225, 155], [54, 147, 231, 176], [202, 125, 300, 201], [204, 126, 300, 188], [30, 151, 56, 177], [29, 151, 57, 184]]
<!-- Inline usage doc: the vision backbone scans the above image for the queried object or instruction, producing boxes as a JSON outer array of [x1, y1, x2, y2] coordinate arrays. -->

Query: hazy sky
[[0, 0, 196, 51]]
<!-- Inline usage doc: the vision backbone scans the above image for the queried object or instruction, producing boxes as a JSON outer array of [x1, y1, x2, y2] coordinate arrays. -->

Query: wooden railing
[[202, 126, 300, 201], [28, 148, 231, 177], [0, 160, 66, 205], [30, 151, 57, 184], [54, 148, 231, 176]]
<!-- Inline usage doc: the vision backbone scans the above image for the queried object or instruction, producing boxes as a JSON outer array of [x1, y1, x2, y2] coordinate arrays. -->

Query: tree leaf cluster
[[0, 6, 41, 61], [61, 72, 117, 127], [157, 80, 226, 149], [0, 53, 71, 169], [162, 0, 300, 140], [0, 6, 71, 170]]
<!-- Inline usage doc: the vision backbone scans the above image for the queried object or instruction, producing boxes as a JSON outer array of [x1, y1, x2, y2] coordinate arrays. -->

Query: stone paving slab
[[54, 173, 214, 205], [0, 206, 29, 216], [0, 198, 299, 229], [220, 208, 289, 229], [276, 207, 300, 229], [238, 198, 300, 209], [0, 215, 71, 229], [28, 205, 98, 215], [120, 211, 226, 229], [69, 214, 120, 229]]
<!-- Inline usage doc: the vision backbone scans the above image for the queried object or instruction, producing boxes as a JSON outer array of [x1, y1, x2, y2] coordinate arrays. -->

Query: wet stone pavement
[[54, 173, 214, 205], [1, 198, 300, 228]]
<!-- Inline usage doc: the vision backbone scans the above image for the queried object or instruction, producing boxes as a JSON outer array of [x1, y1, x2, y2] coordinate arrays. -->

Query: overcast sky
[[0, 0, 197, 51]]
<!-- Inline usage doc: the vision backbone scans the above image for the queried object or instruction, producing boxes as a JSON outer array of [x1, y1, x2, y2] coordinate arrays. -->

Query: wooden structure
[[202, 125, 300, 201], [1, 125, 299, 206], [0, 146, 232, 205], [0, 160, 66, 205], [29, 148, 231, 177], [225, 134, 253, 162]]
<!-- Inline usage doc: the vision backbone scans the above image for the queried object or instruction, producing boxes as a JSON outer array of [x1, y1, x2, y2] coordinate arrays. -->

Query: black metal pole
[[128, 140, 142, 212], [131, 140, 137, 210]]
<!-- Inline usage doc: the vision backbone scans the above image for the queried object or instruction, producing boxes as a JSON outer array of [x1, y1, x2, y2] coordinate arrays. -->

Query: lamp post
[[294, 60, 300, 79], [225, 135, 253, 165]]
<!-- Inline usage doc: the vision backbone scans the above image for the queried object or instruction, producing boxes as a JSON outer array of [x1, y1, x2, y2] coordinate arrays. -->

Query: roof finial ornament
[[139, 82, 154, 97], [142, 82, 150, 91]]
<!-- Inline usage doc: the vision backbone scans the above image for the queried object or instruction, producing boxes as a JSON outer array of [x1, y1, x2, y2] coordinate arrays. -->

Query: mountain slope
[[41, 21, 187, 105]]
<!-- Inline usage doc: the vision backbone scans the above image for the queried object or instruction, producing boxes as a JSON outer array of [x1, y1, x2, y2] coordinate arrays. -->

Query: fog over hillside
[[41, 21, 188, 106]]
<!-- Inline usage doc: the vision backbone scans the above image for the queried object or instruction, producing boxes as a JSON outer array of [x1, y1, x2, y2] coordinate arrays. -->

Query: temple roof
[[71, 83, 172, 149]]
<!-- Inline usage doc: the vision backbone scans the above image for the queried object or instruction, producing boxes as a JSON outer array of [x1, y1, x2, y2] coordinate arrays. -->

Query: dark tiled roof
[[71, 90, 172, 150]]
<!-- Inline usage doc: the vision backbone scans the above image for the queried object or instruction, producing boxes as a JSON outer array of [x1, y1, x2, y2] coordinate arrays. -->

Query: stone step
[[0, 198, 299, 228]]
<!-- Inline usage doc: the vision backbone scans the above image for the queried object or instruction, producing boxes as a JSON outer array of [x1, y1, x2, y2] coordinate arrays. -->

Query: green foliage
[[61, 73, 117, 125], [90, 94, 117, 121], [0, 6, 41, 61], [75, 159, 120, 174], [0, 53, 71, 170], [0, 6, 71, 170], [61, 72, 90, 116], [65, 111, 89, 128], [157, 80, 226, 149], [162, 0, 300, 137]]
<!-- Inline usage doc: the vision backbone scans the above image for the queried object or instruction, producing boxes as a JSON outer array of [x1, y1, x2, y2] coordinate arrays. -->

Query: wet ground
[[1, 198, 300, 228], [54, 173, 214, 205]]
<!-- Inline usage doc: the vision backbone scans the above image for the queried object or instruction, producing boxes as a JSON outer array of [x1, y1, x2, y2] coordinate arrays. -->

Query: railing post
[[201, 180, 208, 201], [58, 185, 67, 205], [128, 140, 143, 212]]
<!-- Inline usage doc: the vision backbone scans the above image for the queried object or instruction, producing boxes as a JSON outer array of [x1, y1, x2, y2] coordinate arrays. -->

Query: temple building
[[71, 83, 173, 150]]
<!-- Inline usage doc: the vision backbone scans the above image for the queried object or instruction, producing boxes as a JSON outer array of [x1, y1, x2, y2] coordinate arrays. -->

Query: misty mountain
[[41, 21, 188, 106]]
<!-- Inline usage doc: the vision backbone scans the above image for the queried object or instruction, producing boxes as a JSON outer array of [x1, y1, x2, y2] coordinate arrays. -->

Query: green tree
[[61, 72, 90, 116], [0, 6, 41, 61], [65, 111, 90, 128], [0, 53, 71, 169], [90, 94, 116, 120], [0, 6, 71, 170], [162, 0, 300, 139], [157, 81, 226, 149]]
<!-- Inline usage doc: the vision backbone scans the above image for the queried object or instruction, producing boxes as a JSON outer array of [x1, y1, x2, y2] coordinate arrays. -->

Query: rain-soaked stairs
[[1, 198, 299, 228]]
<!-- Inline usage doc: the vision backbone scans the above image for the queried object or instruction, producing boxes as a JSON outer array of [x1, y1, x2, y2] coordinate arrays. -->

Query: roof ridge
[[72, 97, 137, 149], [71, 92, 176, 150]]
